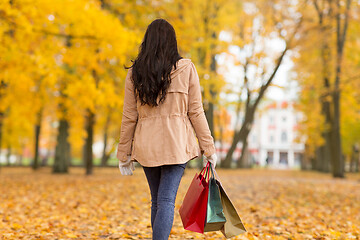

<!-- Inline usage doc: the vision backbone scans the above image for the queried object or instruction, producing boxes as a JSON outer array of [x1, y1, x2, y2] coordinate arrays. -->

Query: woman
[[116, 18, 217, 240]]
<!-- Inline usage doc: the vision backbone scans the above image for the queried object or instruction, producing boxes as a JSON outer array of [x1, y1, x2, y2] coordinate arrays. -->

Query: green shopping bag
[[204, 164, 226, 232]]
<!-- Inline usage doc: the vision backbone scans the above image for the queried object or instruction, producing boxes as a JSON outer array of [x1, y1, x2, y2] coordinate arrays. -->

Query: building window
[[269, 115, 274, 124], [281, 131, 287, 143], [270, 135, 274, 143]]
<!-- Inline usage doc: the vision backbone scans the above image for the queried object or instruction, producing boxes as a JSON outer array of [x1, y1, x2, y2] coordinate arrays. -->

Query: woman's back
[[136, 58, 192, 119], [128, 58, 215, 167]]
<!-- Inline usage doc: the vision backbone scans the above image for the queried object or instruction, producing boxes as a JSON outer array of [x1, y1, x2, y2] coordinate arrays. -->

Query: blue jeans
[[142, 163, 187, 240]]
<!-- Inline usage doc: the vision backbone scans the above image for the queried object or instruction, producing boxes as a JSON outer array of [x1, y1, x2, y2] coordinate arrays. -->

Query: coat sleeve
[[187, 62, 216, 158], [117, 68, 138, 162]]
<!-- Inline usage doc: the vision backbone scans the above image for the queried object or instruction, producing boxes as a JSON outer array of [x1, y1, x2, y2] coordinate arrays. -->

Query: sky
[[217, 31, 300, 104]]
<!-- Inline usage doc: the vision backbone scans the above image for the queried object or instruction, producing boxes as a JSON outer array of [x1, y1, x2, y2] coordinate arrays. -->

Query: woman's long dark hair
[[126, 19, 183, 107]]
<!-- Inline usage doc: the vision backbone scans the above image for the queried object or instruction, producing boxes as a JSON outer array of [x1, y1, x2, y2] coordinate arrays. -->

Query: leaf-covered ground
[[0, 167, 359, 239]]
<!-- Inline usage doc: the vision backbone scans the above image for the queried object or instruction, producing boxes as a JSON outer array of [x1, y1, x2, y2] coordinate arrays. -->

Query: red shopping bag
[[179, 162, 210, 233]]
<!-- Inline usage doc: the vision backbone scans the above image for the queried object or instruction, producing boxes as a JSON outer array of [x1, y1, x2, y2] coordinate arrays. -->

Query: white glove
[[203, 153, 218, 168], [119, 155, 135, 176]]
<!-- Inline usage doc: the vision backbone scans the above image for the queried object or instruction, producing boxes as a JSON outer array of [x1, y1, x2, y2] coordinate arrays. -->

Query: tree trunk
[[237, 123, 252, 168], [205, 51, 217, 139], [355, 149, 359, 173], [315, 146, 322, 171], [222, 108, 255, 168], [311, 157, 317, 170], [313, 0, 333, 174], [222, 44, 289, 169], [331, 0, 350, 178], [222, 130, 240, 168], [223, 111, 254, 169], [316, 135, 331, 172], [83, 109, 95, 175], [204, 52, 217, 147], [331, 86, 343, 178], [330, 124, 340, 177], [0, 112, 3, 171], [300, 146, 308, 170], [101, 135, 109, 167], [219, 91, 242, 169], [349, 145, 357, 172], [217, 112, 224, 163], [53, 35, 72, 174], [321, 129, 332, 172], [6, 146, 11, 166], [17, 153, 23, 166], [220, 116, 251, 169], [32, 108, 43, 170], [319, 38, 332, 173], [0, 112, 3, 157], [53, 119, 70, 173], [101, 112, 111, 166], [205, 103, 214, 140], [318, 76, 332, 173], [237, 137, 250, 168]]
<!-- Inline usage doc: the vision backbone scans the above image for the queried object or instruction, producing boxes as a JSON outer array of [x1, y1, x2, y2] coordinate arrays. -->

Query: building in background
[[217, 100, 305, 169]]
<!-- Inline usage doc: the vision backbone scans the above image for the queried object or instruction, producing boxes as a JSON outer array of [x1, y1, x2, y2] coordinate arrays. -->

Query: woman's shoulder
[[171, 58, 193, 77], [176, 58, 195, 70], [178, 58, 197, 69], [178, 58, 194, 66], [178, 58, 192, 63]]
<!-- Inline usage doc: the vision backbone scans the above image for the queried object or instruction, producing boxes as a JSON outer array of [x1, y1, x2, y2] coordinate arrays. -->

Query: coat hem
[[133, 152, 199, 168]]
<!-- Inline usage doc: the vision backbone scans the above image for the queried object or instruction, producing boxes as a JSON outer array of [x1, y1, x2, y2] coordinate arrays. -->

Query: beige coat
[[116, 58, 216, 167]]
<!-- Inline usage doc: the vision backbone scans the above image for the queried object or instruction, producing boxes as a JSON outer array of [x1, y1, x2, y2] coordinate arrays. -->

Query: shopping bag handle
[[209, 163, 222, 186], [199, 161, 209, 176], [204, 162, 210, 181], [199, 161, 211, 183], [209, 162, 215, 179]]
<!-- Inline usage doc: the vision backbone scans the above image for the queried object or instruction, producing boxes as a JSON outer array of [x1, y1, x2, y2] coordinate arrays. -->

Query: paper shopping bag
[[179, 163, 210, 233], [217, 179, 247, 238], [204, 164, 226, 232]]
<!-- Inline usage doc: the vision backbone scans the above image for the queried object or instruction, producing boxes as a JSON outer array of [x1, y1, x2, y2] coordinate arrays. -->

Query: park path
[[0, 167, 359, 239]]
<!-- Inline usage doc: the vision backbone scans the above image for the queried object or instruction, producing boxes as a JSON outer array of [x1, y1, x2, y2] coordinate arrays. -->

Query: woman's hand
[[203, 153, 218, 168], [119, 155, 135, 176]]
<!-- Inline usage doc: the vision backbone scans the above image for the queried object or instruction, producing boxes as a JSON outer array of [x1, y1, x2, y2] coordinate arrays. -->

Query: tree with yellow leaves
[[294, 0, 359, 177], [47, 0, 137, 174]]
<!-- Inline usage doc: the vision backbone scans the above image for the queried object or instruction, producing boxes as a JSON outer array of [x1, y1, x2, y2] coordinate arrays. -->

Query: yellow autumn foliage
[[1, 167, 359, 239]]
